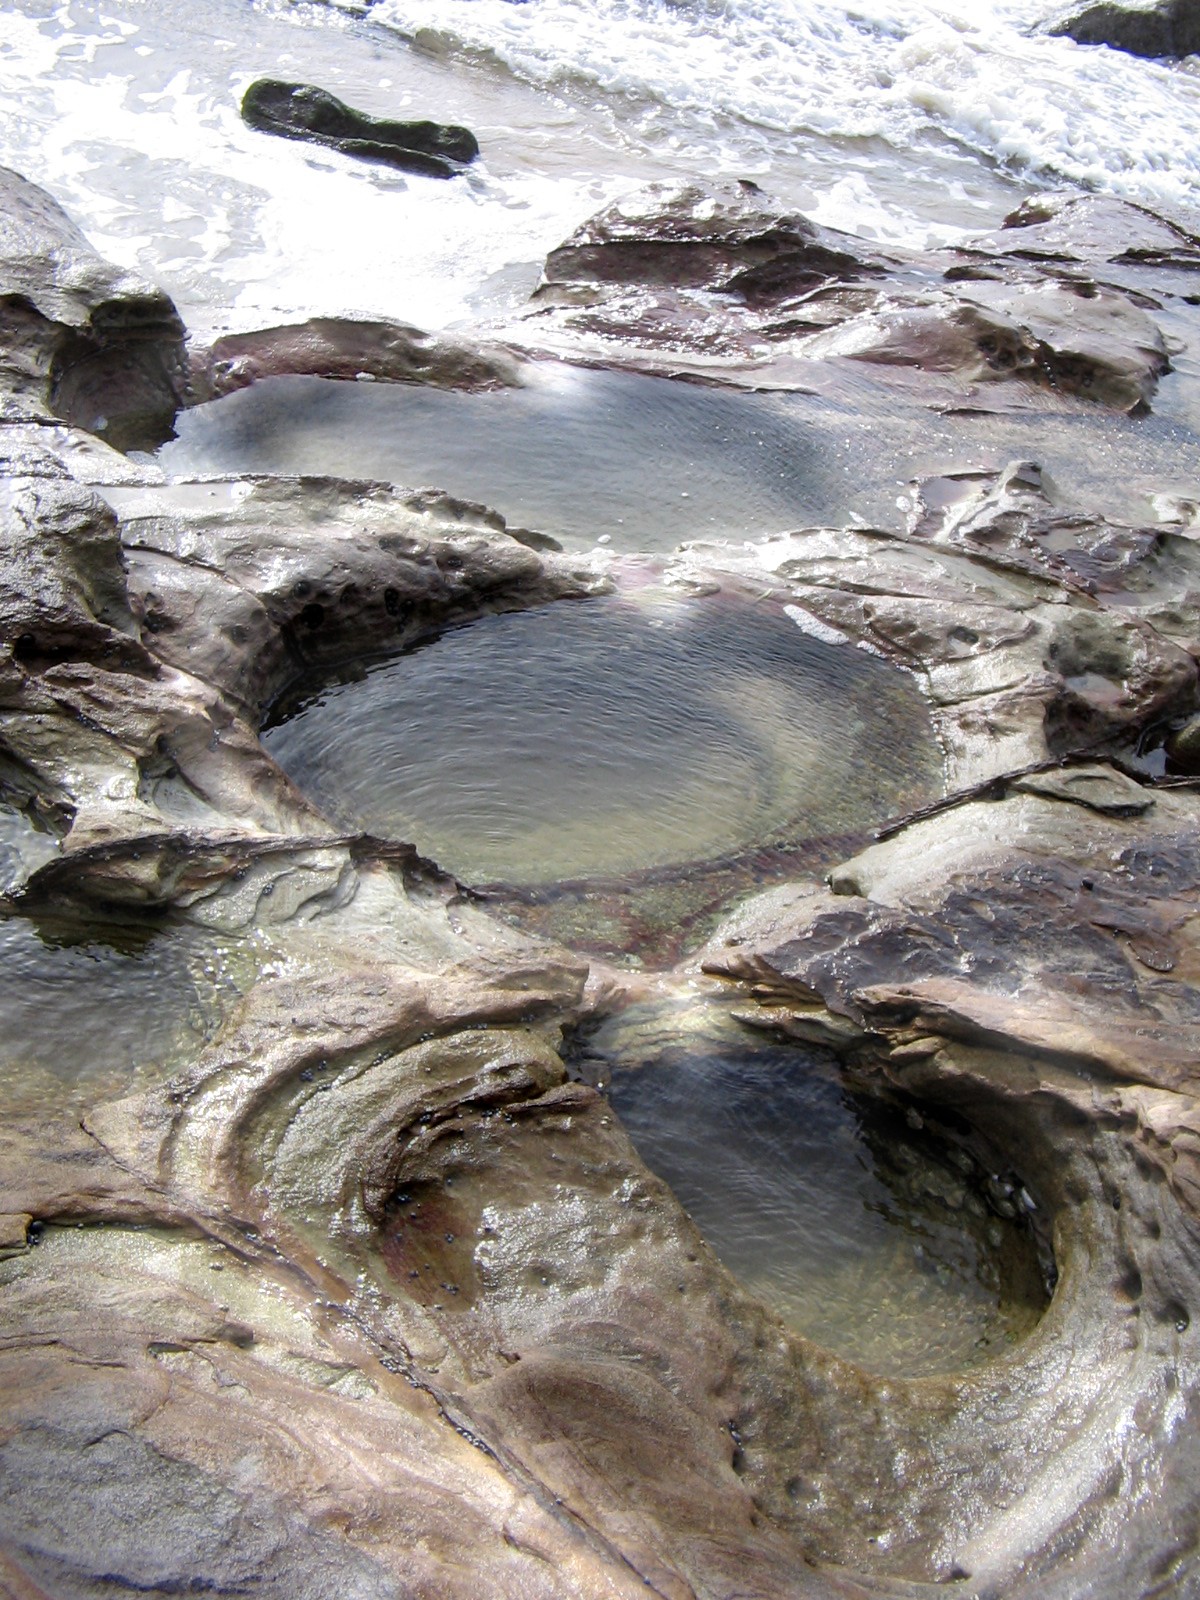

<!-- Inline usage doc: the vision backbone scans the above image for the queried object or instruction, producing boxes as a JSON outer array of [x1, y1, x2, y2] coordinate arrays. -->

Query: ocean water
[[358, 0, 1200, 213], [2, 0, 1198, 342]]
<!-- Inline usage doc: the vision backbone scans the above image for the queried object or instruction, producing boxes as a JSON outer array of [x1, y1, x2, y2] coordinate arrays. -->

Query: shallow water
[[0, 914, 255, 1115], [587, 1002, 1047, 1375], [261, 587, 944, 885], [162, 367, 1200, 546]]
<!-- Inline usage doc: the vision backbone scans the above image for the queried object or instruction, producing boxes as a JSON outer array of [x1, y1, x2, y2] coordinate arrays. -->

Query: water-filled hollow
[[158, 366, 1200, 547], [0, 912, 253, 1116], [579, 1003, 1050, 1376], [261, 585, 945, 889]]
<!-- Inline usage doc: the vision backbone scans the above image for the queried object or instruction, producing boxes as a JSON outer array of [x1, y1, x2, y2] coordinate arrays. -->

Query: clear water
[[261, 588, 944, 885], [160, 366, 1200, 547], [587, 1002, 1048, 1375], [0, 914, 254, 1115]]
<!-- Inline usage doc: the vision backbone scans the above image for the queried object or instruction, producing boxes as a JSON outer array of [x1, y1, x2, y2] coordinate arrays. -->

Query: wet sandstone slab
[[2, 169, 1200, 1600], [512, 179, 1200, 420]]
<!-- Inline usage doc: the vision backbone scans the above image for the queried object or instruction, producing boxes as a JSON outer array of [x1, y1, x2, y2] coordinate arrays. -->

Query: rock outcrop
[[518, 179, 1199, 414], [188, 317, 524, 403], [241, 79, 479, 178], [1049, 0, 1200, 57], [0, 164, 185, 449], [4, 167, 1200, 1600]]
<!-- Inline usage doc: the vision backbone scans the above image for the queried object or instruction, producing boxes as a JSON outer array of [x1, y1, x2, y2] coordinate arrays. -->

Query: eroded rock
[[0, 165, 185, 448], [519, 179, 1196, 413], [679, 463, 1198, 789], [4, 163, 1200, 1600], [700, 778, 1200, 1593], [188, 318, 524, 403]]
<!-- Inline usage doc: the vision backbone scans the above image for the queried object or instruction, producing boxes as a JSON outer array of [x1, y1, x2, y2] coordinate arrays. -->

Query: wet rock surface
[[188, 317, 524, 403], [518, 180, 1200, 416], [0, 165, 185, 450], [1048, 0, 1200, 57], [3, 167, 1200, 1600], [240, 79, 480, 178]]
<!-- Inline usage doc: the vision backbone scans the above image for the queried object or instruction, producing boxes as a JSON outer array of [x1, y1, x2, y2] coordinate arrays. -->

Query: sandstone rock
[[188, 317, 524, 403], [537, 179, 896, 301], [113, 474, 606, 717], [0, 165, 184, 449], [698, 780, 1200, 1594], [680, 472, 1197, 790], [241, 80, 479, 178], [968, 189, 1200, 269], [521, 179, 1186, 412], [0, 1211, 29, 1257], [5, 160, 1200, 1600]]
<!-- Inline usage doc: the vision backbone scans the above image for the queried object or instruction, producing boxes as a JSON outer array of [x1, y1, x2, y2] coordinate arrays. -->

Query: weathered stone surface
[[188, 317, 524, 403], [0, 441, 603, 890], [699, 778, 1200, 1594], [113, 474, 606, 717], [965, 189, 1200, 271], [0, 165, 185, 448], [519, 180, 1195, 413], [1049, 0, 1200, 57], [678, 462, 1198, 789], [241, 79, 479, 178], [5, 163, 1200, 1600]]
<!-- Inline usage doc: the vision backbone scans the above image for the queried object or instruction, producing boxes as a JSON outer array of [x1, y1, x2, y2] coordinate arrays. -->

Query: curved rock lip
[[5, 159, 1200, 1600], [240, 79, 479, 177]]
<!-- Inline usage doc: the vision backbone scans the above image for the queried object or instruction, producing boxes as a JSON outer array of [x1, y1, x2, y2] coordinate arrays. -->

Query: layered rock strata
[[2, 171, 1200, 1600], [518, 180, 1200, 415]]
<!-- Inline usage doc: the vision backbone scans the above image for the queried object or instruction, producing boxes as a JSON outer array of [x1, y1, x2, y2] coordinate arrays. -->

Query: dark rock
[[537, 179, 895, 302], [0, 166, 185, 450], [240, 80, 479, 178], [1167, 712, 1200, 771], [1049, 0, 1200, 58], [523, 179, 1183, 412], [188, 317, 523, 403]]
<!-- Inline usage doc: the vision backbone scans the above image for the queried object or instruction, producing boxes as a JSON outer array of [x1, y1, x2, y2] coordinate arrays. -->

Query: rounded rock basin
[[261, 587, 944, 887], [586, 1005, 1050, 1376]]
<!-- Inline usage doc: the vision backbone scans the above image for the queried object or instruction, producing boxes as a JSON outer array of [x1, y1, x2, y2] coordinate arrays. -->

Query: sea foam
[[363, 0, 1200, 213]]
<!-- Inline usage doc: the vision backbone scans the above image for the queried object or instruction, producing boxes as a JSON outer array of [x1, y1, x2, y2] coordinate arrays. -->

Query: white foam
[[367, 0, 1200, 212], [4, 0, 1200, 342], [0, 0, 621, 332]]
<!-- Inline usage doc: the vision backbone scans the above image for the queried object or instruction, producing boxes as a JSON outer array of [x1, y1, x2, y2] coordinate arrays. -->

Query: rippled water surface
[[262, 588, 944, 885], [590, 1004, 1048, 1375], [0, 915, 254, 1114], [162, 368, 1200, 544]]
